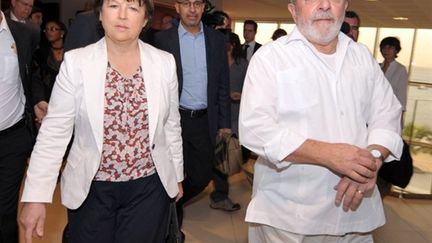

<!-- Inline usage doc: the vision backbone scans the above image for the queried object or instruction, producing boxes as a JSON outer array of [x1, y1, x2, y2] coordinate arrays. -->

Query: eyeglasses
[[176, 1, 205, 9], [44, 27, 61, 32]]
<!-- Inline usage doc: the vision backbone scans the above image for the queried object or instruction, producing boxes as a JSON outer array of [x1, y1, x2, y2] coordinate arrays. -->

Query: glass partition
[[357, 27, 377, 54], [410, 29, 432, 84]]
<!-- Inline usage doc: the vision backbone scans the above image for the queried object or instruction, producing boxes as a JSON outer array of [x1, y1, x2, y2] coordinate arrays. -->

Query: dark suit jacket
[[241, 41, 262, 58], [6, 17, 39, 139], [64, 11, 102, 52], [154, 25, 231, 143], [252, 42, 262, 54]]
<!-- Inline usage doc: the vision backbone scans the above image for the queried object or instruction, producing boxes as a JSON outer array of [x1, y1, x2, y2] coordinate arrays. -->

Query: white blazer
[[21, 39, 183, 209]]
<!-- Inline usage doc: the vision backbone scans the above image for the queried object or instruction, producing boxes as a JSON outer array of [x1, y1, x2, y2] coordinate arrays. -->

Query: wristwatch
[[370, 149, 384, 161]]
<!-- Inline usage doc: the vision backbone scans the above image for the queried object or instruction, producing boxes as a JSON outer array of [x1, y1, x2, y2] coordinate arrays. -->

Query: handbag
[[378, 140, 413, 188], [214, 133, 243, 176], [165, 200, 182, 243]]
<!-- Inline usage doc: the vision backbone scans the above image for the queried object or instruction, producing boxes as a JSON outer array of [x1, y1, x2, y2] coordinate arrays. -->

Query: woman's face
[[100, 0, 148, 43], [44, 22, 63, 43], [381, 45, 397, 60]]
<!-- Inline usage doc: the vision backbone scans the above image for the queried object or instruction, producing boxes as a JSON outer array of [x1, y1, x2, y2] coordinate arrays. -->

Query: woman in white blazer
[[19, 0, 183, 242]]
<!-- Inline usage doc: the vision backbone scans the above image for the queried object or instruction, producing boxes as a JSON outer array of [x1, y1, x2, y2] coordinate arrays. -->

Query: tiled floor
[[19, 172, 432, 243]]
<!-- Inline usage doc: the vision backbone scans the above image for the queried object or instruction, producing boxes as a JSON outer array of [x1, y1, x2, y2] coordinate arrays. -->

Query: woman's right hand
[[19, 202, 46, 243]]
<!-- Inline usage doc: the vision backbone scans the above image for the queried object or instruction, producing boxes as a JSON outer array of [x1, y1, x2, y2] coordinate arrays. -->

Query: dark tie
[[243, 44, 249, 59]]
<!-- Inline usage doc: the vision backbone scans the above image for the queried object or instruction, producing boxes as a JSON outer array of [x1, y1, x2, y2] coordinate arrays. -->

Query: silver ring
[[357, 189, 364, 195]]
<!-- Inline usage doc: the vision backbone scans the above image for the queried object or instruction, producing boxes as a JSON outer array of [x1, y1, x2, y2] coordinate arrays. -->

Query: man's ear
[[288, 3, 297, 22], [174, 3, 180, 15]]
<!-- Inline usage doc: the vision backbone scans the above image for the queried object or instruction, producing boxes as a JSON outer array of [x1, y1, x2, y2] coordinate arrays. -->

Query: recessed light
[[393, 17, 409, 21]]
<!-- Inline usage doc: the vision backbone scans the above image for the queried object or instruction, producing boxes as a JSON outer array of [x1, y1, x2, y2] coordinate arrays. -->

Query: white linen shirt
[[0, 11, 25, 130], [239, 27, 403, 235], [380, 60, 408, 111]]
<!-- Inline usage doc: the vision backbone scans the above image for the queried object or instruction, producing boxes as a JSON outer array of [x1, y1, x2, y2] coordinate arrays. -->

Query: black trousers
[[211, 169, 229, 202], [0, 126, 32, 243], [67, 173, 170, 243], [177, 113, 213, 227]]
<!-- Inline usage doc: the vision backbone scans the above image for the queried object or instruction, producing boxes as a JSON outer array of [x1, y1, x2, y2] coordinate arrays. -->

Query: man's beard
[[296, 10, 343, 45]]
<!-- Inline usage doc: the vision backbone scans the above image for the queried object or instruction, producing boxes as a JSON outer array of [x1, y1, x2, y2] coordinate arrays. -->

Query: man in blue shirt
[[154, 0, 231, 239]]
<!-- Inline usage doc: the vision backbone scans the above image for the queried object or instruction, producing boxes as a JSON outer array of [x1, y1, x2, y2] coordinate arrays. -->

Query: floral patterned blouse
[[94, 64, 156, 181]]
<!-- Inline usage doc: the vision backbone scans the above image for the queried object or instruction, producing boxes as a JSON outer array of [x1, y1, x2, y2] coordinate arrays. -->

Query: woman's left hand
[[175, 182, 183, 202]]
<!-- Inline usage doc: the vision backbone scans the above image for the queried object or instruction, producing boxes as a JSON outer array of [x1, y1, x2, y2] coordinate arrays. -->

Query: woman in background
[[32, 20, 67, 125], [380, 36, 408, 128], [210, 31, 248, 211], [378, 36, 408, 197], [19, 0, 183, 242], [227, 32, 248, 136]]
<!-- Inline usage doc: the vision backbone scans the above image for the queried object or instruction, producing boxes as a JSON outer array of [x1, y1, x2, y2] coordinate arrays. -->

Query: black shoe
[[210, 198, 241, 212]]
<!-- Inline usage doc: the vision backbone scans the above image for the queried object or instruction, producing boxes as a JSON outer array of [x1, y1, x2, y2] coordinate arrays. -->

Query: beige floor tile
[[374, 230, 430, 243], [384, 196, 432, 232], [18, 172, 432, 243]]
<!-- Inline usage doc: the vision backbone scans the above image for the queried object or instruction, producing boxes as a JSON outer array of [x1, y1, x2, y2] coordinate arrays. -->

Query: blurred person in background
[[28, 6, 42, 27], [344, 10, 360, 41], [32, 20, 67, 126], [271, 28, 287, 41], [5, 0, 33, 23], [380, 36, 408, 124], [160, 13, 174, 30], [242, 19, 261, 61]]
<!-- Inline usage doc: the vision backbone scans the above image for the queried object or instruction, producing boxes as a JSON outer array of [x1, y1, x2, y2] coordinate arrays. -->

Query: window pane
[[357, 27, 377, 54], [255, 22, 278, 44], [233, 21, 244, 42], [410, 29, 432, 84], [374, 28, 415, 68]]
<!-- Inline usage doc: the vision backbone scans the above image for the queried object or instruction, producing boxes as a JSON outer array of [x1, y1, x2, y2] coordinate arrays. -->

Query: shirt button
[[152, 144, 155, 149], [340, 111, 344, 116]]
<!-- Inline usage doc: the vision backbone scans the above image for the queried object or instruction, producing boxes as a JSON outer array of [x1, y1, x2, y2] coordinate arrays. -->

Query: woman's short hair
[[380, 36, 402, 54], [271, 28, 287, 41]]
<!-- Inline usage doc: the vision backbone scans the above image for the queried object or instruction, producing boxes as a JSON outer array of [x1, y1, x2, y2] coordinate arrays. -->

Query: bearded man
[[239, 0, 403, 242]]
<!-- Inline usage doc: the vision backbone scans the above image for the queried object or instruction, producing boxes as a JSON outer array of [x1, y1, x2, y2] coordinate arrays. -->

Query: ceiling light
[[393, 17, 409, 21]]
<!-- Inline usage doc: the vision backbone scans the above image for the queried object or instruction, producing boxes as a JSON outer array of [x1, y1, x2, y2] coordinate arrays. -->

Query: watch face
[[371, 149, 382, 159]]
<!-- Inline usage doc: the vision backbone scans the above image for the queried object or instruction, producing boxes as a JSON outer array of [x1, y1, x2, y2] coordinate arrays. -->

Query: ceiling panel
[[156, 0, 432, 28]]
